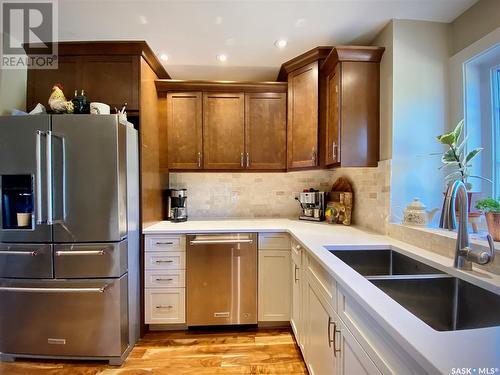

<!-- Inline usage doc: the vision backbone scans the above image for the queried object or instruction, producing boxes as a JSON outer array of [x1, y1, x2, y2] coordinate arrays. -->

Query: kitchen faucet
[[439, 180, 496, 270]]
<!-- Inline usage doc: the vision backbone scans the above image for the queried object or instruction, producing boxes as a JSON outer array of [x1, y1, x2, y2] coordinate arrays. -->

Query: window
[[493, 65, 500, 198], [463, 44, 500, 198]]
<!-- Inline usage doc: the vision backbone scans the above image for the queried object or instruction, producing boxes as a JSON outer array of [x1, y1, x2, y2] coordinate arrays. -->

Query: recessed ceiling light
[[160, 53, 168, 62], [275, 39, 287, 48], [215, 16, 223, 25], [217, 54, 227, 62], [139, 15, 148, 25]]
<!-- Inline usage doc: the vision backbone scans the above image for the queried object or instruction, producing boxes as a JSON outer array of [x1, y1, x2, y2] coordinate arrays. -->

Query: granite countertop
[[144, 219, 500, 374]]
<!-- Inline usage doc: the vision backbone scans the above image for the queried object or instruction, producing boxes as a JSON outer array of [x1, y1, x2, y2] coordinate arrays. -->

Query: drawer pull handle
[[156, 242, 174, 245], [156, 305, 173, 309], [328, 316, 334, 348], [155, 260, 174, 263], [56, 250, 105, 256], [294, 265, 299, 282], [0, 286, 108, 293], [155, 278, 174, 282], [0, 250, 38, 256]]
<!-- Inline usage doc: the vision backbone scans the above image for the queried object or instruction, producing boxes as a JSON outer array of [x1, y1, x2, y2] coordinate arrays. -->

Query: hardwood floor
[[0, 327, 308, 375]]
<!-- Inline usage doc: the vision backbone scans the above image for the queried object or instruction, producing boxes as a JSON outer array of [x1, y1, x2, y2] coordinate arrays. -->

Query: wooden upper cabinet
[[325, 64, 340, 165], [81, 55, 139, 111], [26, 56, 80, 111], [245, 93, 286, 170], [320, 46, 384, 167], [287, 62, 319, 169], [25, 41, 168, 112], [166, 92, 203, 170], [203, 93, 245, 170]]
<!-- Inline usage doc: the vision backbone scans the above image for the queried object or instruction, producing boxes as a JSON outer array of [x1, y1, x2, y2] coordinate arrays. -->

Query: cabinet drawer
[[145, 252, 185, 270], [145, 235, 185, 252], [145, 270, 185, 288], [145, 288, 185, 324], [258, 233, 290, 250]]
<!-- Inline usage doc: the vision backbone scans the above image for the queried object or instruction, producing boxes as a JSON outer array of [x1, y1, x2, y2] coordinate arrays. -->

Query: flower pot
[[485, 212, 500, 242]]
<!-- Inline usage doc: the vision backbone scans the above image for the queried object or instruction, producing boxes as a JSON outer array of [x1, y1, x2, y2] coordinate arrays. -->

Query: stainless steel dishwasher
[[186, 233, 257, 326]]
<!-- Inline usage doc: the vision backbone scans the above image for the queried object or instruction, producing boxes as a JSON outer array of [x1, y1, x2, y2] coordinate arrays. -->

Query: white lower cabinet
[[305, 280, 338, 375], [258, 249, 291, 321], [299, 245, 382, 375], [338, 319, 381, 375], [145, 288, 185, 324], [144, 234, 186, 325]]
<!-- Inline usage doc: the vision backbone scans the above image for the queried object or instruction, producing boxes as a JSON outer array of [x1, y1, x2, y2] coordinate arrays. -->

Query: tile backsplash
[[169, 160, 391, 233]]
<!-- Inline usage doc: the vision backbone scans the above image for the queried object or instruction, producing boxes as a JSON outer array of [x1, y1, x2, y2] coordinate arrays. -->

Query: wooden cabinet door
[[203, 93, 245, 170], [287, 62, 319, 169], [245, 93, 286, 170], [81, 55, 139, 111], [258, 250, 291, 321], [305, 280, 338, 375], [325, 64, 341, 166], [166, 92, 202, 170], [338, 320, 381, 375], [26, 56, 80, 111]]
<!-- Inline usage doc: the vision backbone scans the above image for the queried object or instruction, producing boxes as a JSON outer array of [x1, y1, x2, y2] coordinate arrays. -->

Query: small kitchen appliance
[[296, 189, 326, 221], [167, 189, 188, 222]]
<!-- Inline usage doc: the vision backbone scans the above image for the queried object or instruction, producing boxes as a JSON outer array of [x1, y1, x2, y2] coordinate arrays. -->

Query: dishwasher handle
[[190, 239, 253, 245], [189, 234, 254, 246]]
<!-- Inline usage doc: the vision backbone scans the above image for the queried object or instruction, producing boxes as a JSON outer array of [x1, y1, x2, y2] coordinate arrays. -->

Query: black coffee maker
[[167, 189, 188, 222]]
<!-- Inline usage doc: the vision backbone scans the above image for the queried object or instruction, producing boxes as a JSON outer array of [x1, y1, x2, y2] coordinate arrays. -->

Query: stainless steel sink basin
[[328, 248, 500, 331], [370, 276, 500, 331], [328, 249, 443, 276]]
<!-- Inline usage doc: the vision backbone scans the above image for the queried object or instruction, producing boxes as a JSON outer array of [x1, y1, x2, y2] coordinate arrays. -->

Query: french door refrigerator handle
[[35, 130, 44, 224], [47, 131, 67, 224], [0, 286, 109, 293], [46, 131, 53, 225]]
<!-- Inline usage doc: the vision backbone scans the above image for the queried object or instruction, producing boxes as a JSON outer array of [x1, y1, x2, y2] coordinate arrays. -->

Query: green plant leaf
[[469, 175, 493, 184], [436, 132, 456, 146], [445, 171, 463, 183], [441, 148, 458, 163], [452, 120, 464, 143], [475, 197, 500, 213], [465, 148, 483, 164], [455, 134, 469, 158]]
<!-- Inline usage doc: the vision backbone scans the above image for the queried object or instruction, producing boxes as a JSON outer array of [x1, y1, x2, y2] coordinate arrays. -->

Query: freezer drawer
[[54, 241, 127, 278], [0, 243, 52, 278], [0, 275, 128, 358]]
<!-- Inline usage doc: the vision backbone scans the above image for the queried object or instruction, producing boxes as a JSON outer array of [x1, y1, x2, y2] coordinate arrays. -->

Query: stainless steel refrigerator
[[0, 114, 140, 365]]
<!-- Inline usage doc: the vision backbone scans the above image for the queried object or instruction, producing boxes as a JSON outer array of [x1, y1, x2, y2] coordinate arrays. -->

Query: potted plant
[[435, 120, 491, 213], [476, 198, 500, 241]]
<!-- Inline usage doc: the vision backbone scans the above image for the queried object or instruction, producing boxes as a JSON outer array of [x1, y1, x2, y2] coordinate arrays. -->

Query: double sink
[[327, 248, 500, 331]]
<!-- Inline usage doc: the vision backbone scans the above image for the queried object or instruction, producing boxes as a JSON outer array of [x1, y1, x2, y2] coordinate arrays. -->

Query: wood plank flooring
[[0, 327, 308, 375]]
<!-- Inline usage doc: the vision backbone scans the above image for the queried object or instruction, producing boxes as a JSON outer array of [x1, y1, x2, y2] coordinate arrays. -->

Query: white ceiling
[[58, 0, 476, 81]]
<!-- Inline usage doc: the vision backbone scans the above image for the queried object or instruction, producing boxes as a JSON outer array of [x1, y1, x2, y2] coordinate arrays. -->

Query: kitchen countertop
[[144, 219, 500, 374]]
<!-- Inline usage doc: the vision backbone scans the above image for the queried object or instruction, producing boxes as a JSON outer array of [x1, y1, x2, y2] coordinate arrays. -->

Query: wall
[[0, 68, 26, 115], [372, 21, 394, 161], [170, 160, 391, 232], [450, 0, 500, 55], [390, 20, 451, 225]]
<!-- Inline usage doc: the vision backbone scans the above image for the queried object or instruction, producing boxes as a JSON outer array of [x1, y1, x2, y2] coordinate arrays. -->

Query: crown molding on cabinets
[[276, 46, 333, 82], [320, 46, 385, 75], [155, 80, 287, 93]]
